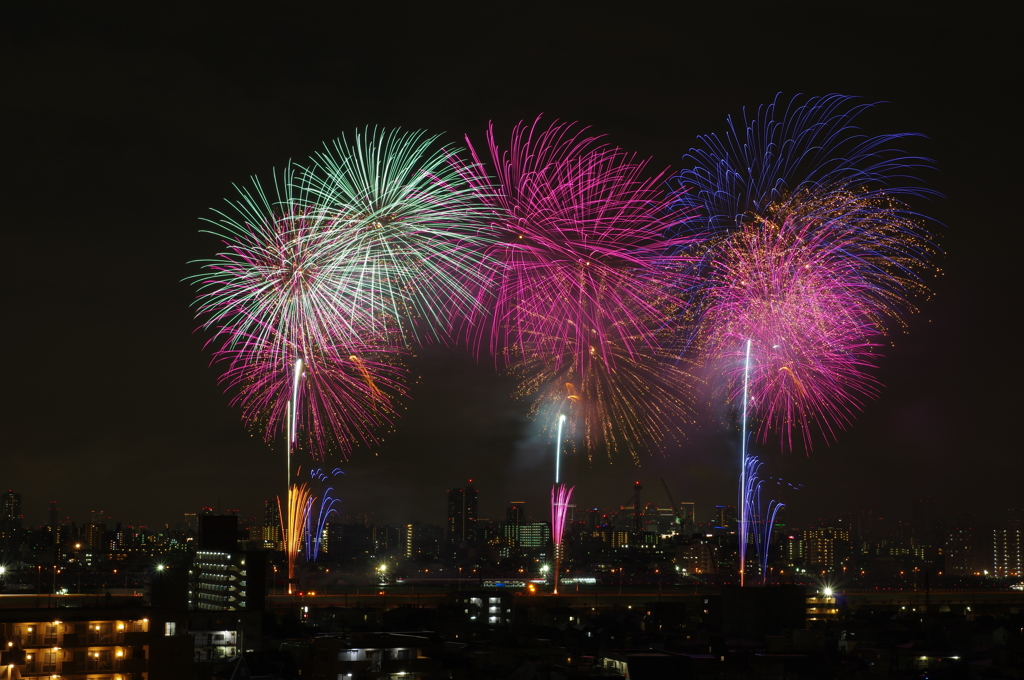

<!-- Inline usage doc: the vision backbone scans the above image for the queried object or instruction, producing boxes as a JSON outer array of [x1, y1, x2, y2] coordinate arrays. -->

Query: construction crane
[[632, 481, 643, 533], [661, 478, 681, 527], [602, 483, 644, 530]]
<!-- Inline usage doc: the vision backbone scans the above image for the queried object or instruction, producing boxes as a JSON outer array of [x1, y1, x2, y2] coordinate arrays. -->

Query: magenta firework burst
[[677, 95, 938, 449], [458, 117, 699, 461], [702, 212, 888, 448]]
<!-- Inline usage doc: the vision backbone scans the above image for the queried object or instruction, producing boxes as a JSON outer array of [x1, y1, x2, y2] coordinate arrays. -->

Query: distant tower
[[946, 514, 984, 576], [506, 501, 525, 526], [447, 482, 479, 547], [716, 505, 737, 528], [1, 490, 22, 559], [48, 501, 59, 528], [2, 491, 21, 527], [262, 500, 283, 550], [993, 508, 1023, 578]]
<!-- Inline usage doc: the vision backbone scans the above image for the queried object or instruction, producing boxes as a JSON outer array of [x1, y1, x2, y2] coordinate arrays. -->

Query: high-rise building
[[189, 550, 266, 611], [993, 509, 1023, 578], [946, 515, 985, 576], [81, 523, 106, 552], [804, 526, 850, 572], [784, 530, 805, 566], [262, 500, 282, 550], [2, 491, 21, 527], [402, 524, 415, 559], [373, 525, 401, 554], [514, 522, 551, 550], [506, 501, 525, 526], [716, 505, 737, 529], [678, 501, 696, 526], [48, 501, 59, 528], [0, 490, 22, 560], [447, 484, 478, 547]]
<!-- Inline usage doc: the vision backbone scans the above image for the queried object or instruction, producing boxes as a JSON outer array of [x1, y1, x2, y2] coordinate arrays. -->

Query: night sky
[[3, 4, 1019, 529]]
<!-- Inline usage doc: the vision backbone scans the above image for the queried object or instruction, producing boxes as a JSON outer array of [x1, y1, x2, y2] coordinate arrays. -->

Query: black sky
[[2, 4, 1019, 529]]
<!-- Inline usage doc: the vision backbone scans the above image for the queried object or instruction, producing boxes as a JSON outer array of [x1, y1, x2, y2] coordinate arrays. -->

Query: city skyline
[[3, 6, 1017, 529]]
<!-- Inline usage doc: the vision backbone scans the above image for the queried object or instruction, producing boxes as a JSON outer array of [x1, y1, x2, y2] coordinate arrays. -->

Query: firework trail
[[739, 339, 751, 587], [554, 413, 567, 483], [551, 483, 574, 594], [300, 127, 498, 345], [458, 117, 700, 462], [193, 166, 409, 459], [741, 456, 786, 585], [281, 482, 312, 594], [305, 467, 345, 561], [674, 95, 938, 449]]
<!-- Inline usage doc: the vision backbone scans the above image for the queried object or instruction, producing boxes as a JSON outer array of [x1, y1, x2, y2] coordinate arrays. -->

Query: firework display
[[191, 97, 939, 581], [300, 127, 497, 344], [675, 95, 937, 449], [282, 482, 311, 594], [457, 117, 699, 462], [672, 93, 934, 237], [742, 456, 787, 585], [305, 467, 344, 562], [193, 167, 408, 459]]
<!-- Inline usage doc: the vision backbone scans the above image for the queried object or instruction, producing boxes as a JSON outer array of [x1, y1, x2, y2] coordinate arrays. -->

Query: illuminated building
[[993, 509, 1023, 578], [373, 525, 401, 554], [47, 501, 59, 530], [187, 518, 267, 664], [80, 523, 105, 552], [313, 632, 442, 677], [0, 605, 192, 679], [715, 505, 736, 529], [946, 517, 984, 576], [784, 530, 805, 566], [402, 524, 415, 559], [188, 516, 266, 612], [804, 526, 850, 572], [676, 540, 718, 574], [1, 491, 20, 525], [512, 522, 550, 549], [452, 590, 514, 628], [1, 490, 22, 559], [261, 500, 282, 550]]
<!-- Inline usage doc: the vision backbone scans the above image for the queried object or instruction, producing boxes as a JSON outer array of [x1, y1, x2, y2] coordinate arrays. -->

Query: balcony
[[120, 657, 148, 673], [123, 631, 149, 646], [88, 658, 115, 672]]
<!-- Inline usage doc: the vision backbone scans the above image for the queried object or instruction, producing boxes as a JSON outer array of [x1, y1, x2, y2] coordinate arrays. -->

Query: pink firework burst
[[457, 117, 700, 460], [700, 192, 934, 449]]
